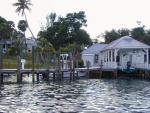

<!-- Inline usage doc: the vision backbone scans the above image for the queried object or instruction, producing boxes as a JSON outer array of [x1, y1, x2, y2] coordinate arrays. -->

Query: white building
[[100, 36, 150, 70], [81, 44, 108, 67], [0, 39, 37, 53], [25, 39, 37, 53]]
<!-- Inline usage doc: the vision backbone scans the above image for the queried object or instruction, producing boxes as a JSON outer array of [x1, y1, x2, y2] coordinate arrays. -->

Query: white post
[[114, 49, 118, 68], [108, 50, 110, 67], [21, 59, 26, 69], [111, 49, 113, 67], [146, 48, 149, 69]]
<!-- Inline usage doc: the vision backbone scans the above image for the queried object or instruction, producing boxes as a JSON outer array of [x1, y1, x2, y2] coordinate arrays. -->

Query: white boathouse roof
[[82, 44, 108, 54], [101, 36, 150, 51]]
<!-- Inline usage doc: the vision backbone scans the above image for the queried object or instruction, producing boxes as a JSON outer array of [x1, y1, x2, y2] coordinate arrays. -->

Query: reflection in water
[[0, 76, 150, 113]]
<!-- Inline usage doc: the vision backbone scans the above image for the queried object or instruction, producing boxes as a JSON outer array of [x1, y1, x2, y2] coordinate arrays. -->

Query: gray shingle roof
[[82, 44, 108, 54], [101, 36, 150, 51]]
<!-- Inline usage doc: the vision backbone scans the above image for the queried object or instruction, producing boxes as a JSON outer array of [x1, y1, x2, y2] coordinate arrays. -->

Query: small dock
[[0, 67, 118, 83]]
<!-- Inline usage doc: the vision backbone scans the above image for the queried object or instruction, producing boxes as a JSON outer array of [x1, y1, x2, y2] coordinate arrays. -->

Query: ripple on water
[[1, 77, 150, 112]]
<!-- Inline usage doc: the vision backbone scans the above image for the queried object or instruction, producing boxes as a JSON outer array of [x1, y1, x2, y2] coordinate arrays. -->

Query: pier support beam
[[0, 44, 3, 69], [114, 69, 118, 78], [37, 73, 39, 81], [0, 74, 3, 83], [32, 46, 35, 82], [145, 70, 149, 78], [87, 61, 90, 79]]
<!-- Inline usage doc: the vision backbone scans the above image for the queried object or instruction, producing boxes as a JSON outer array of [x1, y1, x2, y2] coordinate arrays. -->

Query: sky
[[1, 0, 150, 41]]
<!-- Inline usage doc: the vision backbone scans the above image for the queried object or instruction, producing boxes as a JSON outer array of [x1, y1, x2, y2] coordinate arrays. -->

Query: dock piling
[[0, 74, 3, 83]]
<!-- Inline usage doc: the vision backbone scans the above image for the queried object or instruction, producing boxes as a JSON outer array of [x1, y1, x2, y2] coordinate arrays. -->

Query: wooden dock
[[0, 67, 117, 83]]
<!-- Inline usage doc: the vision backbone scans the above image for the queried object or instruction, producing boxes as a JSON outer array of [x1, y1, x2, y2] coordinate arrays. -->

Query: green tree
[[102, 29, 120, 43], [40, 11, 92, 50], [13, 0, 35, 39], [18, 20, 28, 52], [102, 28, 130, 43], [35, 38, 56, 68], [0, 16, 15, 40], [46, 12, 57, 28], [131, 27, 145, 42]]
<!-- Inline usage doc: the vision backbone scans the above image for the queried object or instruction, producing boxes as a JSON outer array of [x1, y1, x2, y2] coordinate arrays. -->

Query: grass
[[2, 53, 44, 69], [2, 53, 83, 69]]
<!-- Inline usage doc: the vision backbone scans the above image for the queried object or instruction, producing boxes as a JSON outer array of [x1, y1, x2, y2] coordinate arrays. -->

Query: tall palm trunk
[[24, 12, 44, 63], [24, 12, 35, 39]]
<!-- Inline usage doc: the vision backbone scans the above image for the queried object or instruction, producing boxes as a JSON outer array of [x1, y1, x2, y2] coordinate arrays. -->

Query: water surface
[[0, 76, 150, 113]]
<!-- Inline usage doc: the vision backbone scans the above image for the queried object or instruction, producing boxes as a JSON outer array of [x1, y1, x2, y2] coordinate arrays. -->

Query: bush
[[75, 60, 84, 68]]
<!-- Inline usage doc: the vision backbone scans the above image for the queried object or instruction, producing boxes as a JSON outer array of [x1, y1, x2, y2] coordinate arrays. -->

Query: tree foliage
[[39, 11, 92, 50], [13, 0, 35, 39], [0, 16, 15, 40], [101, 22, 150, 45], [18, 20, 28, 32]]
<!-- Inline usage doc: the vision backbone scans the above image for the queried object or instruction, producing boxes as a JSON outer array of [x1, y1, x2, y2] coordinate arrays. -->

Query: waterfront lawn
[[2, 53, 44, 69]]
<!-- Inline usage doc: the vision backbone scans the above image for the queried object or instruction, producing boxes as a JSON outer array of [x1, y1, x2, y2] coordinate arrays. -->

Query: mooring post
[[99, 61, 103, 78], [76, 71, 78, 79], [114, 69, 118, 78], [37, 73, 39, 81], [32, 46, 35, 82], [17, 56, 21, 82], [46, 53, 50, 81], [145, 70, 149, 79], [53, 54, 56, 69], [36, 53, 39, 81], [0, 74, 3, 83], [0, 44, 3, 69], [0, 45, 3, 83], [58, 50, 61, 80], [62, 72, 64, 80], [53, 72, 55, 81], [69, 52, 73, 80], [87, 61, 90, 79]]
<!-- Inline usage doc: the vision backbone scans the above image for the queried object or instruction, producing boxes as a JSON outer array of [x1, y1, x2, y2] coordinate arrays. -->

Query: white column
[[146, 48, 149, 69], [114, 49, 119, 68], [111, 49, 113, 67]]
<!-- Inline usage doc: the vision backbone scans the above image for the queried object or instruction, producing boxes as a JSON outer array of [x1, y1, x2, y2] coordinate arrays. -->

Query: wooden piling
[[0, 44, 3, 69], [69, 52, 73, 80], [99, 61, 103, 78], [145, 70, 149, 78], [62, 72, 64, 80], [0, 74, 3, 83], [17, 56, 21, 82], [53, 72, 55, 80], [76, 71, 78, 79], [113, 69, 118, 78], [46, 53, 50, 81], [87, 61, 90, 79], [58, 50, 61, 80], [37, 73, 39, 81], [32, 46, 35, 82]]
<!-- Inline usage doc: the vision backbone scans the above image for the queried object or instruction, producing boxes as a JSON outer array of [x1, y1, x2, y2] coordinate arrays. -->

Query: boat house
[[100, 36, 150, 70], [81, 44, 108, 67]]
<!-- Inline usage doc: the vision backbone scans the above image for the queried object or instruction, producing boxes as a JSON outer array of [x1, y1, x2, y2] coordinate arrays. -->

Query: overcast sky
[[1, 0, 150, 41]]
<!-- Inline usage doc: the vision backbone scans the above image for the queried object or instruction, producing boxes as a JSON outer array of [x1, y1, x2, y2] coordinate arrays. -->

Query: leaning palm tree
[[13, 0, 35, 39]]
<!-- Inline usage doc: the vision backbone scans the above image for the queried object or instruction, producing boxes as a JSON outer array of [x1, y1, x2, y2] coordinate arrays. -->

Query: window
[[94, 54, 99, 63]]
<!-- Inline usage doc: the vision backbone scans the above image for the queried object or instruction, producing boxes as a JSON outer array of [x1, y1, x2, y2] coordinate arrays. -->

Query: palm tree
[[18, 20, 28, 52], [9, 38, 27, 82], [13, 0, 35, 39]]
